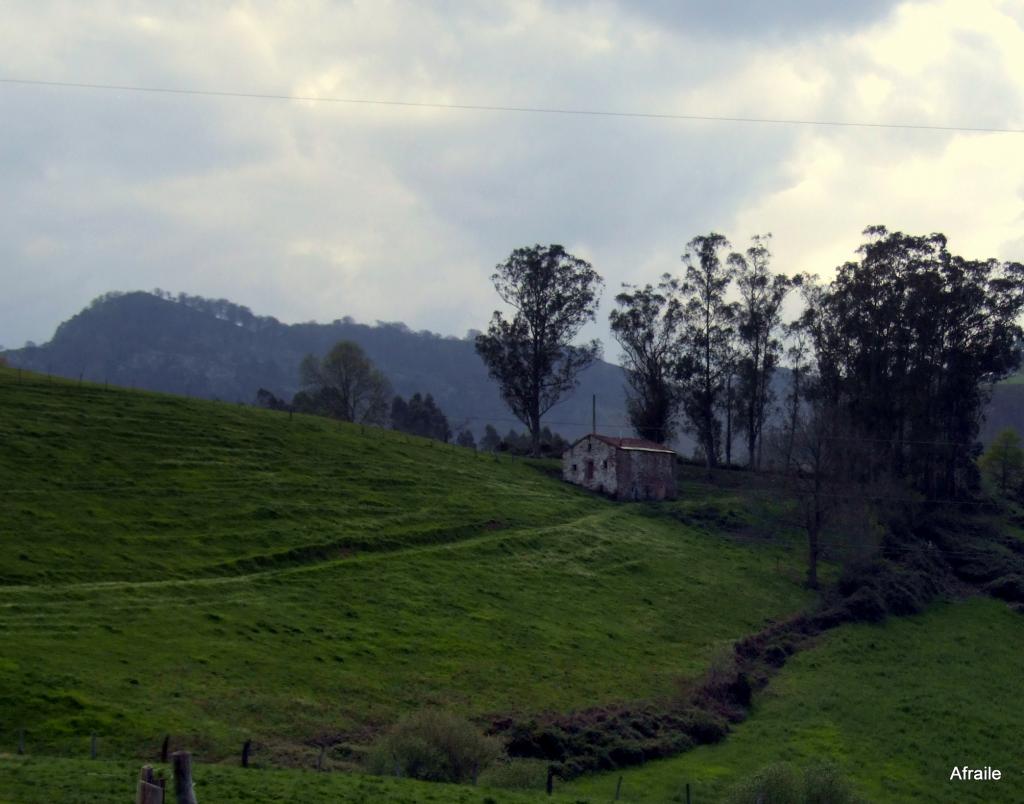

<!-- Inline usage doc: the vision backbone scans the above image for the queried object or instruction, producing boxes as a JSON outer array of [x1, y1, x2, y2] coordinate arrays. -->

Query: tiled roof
[[575, 433, 675, 454]]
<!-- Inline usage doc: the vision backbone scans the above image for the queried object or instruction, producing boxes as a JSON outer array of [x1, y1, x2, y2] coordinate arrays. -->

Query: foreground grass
[[0, 755, 579, 804], [0, 368, 812, 763], [563, 597, 1024, 803]]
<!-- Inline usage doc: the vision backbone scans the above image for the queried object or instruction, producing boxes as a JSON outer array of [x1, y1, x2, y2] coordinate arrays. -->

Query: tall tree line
[[795, 227, 1023, 498], [610, 226, 1023, 493], [611, 232, 793, 468]]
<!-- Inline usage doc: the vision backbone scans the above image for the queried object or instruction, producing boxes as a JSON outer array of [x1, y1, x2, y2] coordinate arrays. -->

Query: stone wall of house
[[562, 436, 619, 496], [615, 450, 677, 501]]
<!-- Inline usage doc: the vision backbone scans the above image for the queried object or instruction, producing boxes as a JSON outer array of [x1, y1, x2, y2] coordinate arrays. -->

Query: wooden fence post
[[172, 752, 198, 804], [614, 775, 623, 800], [136, 765, 164, 804], [241, 739, 252, 768], [546, 767, 554, 796], [161, 734, 170, 763], [17, 729, 25, 755], [686, 782, 692, 804], [316, 744, 326, 771]]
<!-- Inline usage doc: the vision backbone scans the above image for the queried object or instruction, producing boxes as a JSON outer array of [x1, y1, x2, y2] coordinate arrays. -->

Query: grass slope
[[563, 597, 1024, 803], [0, 368, 812, 767]]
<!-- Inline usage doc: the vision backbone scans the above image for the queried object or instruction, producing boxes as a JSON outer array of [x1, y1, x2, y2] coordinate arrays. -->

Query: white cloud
[[1, 0, 1022, 352]]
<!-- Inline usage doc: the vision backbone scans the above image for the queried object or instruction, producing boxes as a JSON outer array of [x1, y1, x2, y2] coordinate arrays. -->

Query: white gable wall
[[562, 435, 618, 496]]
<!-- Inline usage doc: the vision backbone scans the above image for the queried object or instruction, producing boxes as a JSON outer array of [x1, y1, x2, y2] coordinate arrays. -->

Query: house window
[[602, 460, 608, 469], [571, 463, 577, 472]]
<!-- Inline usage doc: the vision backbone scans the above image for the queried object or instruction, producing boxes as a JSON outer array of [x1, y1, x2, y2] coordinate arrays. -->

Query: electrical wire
[[3, 77, 1024, 135]]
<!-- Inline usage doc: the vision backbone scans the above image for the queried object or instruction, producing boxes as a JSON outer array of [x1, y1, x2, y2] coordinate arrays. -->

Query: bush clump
[[477, 758, 550, 790], [365, 709, 503, 783], [832, 556, 943, 623], [985, 574, 1024, 603], [723, 761, 865, 804]]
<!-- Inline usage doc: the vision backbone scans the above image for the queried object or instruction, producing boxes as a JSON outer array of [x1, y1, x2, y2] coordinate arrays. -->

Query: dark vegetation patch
[[984, 574, 1024, 603], [492, 509, 1023, 780]]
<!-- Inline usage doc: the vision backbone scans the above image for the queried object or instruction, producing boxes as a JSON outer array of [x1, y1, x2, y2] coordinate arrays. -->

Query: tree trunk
[[784, 369, 800, 473], [529, 411, 542, 457], [806, 525, 820, 590], [724, 374, 733, 467], [806, 475, 822, 590], [747, 366, 758, 470]]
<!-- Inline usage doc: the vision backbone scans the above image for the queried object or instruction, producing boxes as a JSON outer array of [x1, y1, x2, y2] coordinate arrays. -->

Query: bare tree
[[295, 341, 391, 424], [784, 397, 875, 589]]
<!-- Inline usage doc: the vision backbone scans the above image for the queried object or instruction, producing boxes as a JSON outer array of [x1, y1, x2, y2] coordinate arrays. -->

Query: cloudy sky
[[2, 0, 1023, 354]]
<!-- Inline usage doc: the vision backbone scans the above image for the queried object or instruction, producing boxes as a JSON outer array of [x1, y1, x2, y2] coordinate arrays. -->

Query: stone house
[[562, 434, 677, 501]]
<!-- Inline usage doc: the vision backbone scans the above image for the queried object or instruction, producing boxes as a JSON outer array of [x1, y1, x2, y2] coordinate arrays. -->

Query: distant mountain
[[5, 289, 1020, 449], [2, 291, 633, 443]]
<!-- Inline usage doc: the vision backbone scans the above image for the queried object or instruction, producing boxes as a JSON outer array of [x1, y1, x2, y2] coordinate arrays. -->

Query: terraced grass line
[[562, 597, 1024, 804], [0, 510, 620, 598]]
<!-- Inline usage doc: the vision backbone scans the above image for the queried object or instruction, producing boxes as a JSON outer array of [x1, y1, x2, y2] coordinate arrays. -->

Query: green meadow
[[5, 367, 1020, 803], [563, 596, 1024, 803], [0, 367, 811, 770]]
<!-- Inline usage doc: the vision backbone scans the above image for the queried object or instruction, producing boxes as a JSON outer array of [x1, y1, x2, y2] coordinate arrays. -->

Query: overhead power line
[[3, 77, 1024, 135]]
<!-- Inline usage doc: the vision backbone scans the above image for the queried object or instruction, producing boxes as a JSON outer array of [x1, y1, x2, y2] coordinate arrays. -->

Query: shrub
[[365, 709, 503, 783], [842, 586, 887, 623], [723, 761, 864, 804], [477, 758, 549, 790], [677, 708, 728, 744], [804, 761, 865, 804], [985, 574, 1024, 603], [723, 761, 805, 804]]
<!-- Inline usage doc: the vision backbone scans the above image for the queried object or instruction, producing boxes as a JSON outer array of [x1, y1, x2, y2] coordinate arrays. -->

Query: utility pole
[[592, 394, 596, 434]]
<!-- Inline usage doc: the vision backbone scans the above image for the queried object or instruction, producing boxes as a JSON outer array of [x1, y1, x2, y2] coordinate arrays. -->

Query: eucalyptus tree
[[475, 244, 603, 456], [676, 233, 739, 468], [803, 226, 1024, 497], [729, 234, 795, 468], [609, 278, 683, 443]]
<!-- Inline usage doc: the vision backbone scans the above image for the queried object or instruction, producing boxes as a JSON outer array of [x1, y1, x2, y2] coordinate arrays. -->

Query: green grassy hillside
[[563, 597, 1024, 803], [0, 367, 812, 772], [0, 755, 583, 804]]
